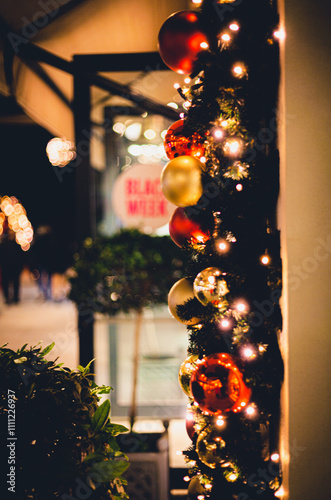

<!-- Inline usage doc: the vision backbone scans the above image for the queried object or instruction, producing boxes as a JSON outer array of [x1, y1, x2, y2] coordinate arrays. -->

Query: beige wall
[[279, 0, 331, 497]]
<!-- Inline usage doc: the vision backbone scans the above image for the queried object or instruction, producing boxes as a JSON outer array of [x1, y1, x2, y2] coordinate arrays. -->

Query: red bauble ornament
[[190, 353, 251, 414], [185, 410, 196, 440], [158, 11, 210, 74], [164, 119, 205, 160], [169, 207, 211, 247]]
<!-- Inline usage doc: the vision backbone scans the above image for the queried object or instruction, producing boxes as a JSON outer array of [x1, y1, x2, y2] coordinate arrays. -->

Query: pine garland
[[159, 1, 284, 498]]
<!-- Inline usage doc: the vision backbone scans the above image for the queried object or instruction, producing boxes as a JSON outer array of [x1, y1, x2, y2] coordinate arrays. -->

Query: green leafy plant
[[69, 228, 184, 429], [68, 228, 184, 315], [0, 343, 129, 499]]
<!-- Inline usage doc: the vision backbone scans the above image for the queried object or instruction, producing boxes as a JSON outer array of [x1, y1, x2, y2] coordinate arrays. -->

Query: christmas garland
[[158, 1, 283, 498]]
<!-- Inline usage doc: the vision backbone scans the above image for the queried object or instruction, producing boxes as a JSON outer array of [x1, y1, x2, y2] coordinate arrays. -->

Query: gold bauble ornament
[[168, 278, 201, 325], [193, 267, 229, 308], [187, 476, 206, 496], [178, 354, 200, 396], [196, 428, 228, 469], [161, 155, 204, 207]]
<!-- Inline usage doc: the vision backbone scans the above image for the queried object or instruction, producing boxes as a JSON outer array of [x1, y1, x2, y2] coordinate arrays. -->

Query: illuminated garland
[[0, 196, 33, 251], [158, 0, 283, 498]]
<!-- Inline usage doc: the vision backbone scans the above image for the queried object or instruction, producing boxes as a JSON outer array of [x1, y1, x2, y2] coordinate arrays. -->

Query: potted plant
[[69, 228, 184, 430], [0, 342, 129, 500]]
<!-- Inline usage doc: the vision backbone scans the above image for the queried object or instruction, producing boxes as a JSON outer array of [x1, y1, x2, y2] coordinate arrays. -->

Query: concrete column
[[278, 0, 331, 498]]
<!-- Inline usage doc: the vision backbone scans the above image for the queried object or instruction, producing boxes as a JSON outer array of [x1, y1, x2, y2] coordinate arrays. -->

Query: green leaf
[[91, 399, 110, 431], [41, 342, 55, 356], [108, 423, 129, 436], [83, 451, 106, 464], [90, 460, 129, 482]]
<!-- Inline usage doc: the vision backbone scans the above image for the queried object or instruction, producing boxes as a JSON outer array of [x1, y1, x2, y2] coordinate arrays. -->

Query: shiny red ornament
[[158, 11, 210, 74], [190, 353, 251, 414], [164, 119, 205, 160], [169, 207, 211, 247], [185, 410, 196, 440]]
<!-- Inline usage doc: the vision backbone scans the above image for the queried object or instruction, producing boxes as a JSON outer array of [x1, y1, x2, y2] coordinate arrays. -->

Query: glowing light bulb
[[192, 0, 203, 4], [184, 77, 191, 84], [220, 319, 230, 329], [236, 302, 246, 313], [275, 486, 285, 498], [229, 23, 239, 31], [219, 242, 227, 251], [224, 138, 243, 156], [271, 453, 280, 462], [213, 128, 224, 139], [205, 484, 212, 490], [200, 42, 209, 49], [261, 255, 270, 265], [176, 450, 182, 456], [216, 417, 225, 426], [246, 405, 256, 416], [274, 28, 286, 41], [174, 82, 180, 89], [183, 475, 190, 482], [236, 183, 243, 191], [197, 496, 205, 500], [179, 112, 185, 119], [228, 473, 238, 482], [200, 156, 206, 163], [221, 33, 231, 42], [244, 347, 254, 358], [233, 64, 245, 77]]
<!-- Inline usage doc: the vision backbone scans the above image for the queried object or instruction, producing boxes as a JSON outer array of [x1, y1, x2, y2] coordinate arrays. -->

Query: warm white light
[[200, 42, 209, 49], [275, 486, 285, 498], [184, 77, 191, 84], [246, 405, 256, 416], [229, 23, 239, 31], [128, 144, 142, 156], [219, 241, 227, 251], [221, 33, 231, 42], [183, 475, 190, 482], [179, 112, 185, 119], [183, 101, 192, 110], [174, 82, 180, 89], [192, 0, 203, 4], [46, 137, 76, 167], [125, 122, 142, 141], [176, 450, 182, 456], [220, 319, 230, 329], [236, 183, 243, 191], [228, 473, 238, 482], [236, 302, 246, 312], [167, 102, 178, 109], [113, 122, 126, 135], [271, 453, 280, 462], [200, 156, 206, 163], [224, 138, 242, 156], [233, 64, 245, 76], [274, 28, 286, 41], [213, 128, 224, 139], [261, 255, 270, 265], [216, 417, 225, 426], [243, 347, 254, 358], [144, 129, 156, 140], [197, 496, 205, 500]]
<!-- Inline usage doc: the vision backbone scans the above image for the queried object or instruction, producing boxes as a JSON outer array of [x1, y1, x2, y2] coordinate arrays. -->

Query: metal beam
[[18, 43, 179, 120]]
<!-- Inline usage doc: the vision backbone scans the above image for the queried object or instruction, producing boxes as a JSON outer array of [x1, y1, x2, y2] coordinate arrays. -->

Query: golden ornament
[[161, 155, 204, 207]]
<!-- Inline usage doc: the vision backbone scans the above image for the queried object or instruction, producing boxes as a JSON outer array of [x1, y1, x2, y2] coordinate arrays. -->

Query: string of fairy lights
[[0, 196, 34, 251], [158, 0, 284, 498]]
